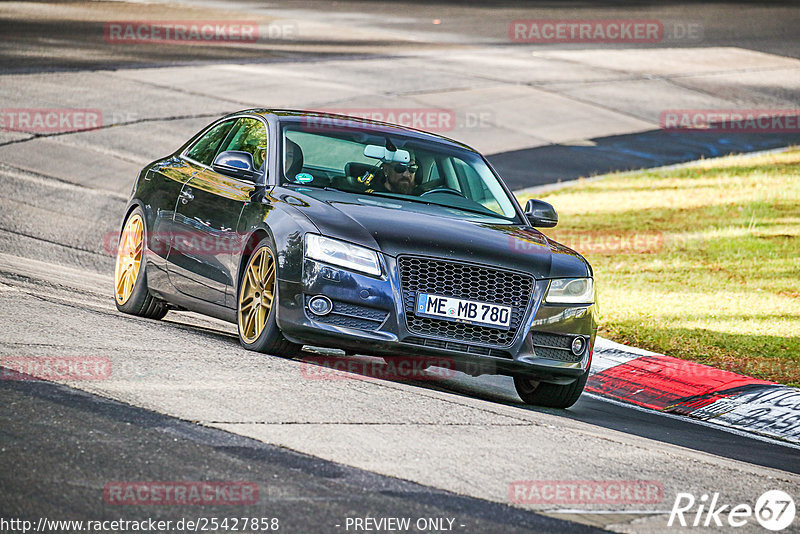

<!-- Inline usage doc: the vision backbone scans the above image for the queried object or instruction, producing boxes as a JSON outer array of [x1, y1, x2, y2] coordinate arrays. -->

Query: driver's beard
[[395, 177, 413, 194]]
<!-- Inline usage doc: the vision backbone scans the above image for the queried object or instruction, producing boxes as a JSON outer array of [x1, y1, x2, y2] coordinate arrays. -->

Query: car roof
[[229, 108, 475, 152]]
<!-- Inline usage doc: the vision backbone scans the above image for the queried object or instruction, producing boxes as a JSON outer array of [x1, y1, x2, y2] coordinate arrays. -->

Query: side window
[[185, 120, 235, 166], [218, 118, 268, 170], [453, 159, 491, 201]]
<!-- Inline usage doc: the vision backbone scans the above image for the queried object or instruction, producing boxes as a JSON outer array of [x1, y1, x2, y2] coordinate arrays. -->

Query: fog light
[[571, 336, 586, 356], [308, 295, 333, 316]]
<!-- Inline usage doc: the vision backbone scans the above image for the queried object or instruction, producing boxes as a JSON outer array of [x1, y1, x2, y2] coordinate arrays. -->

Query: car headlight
[[545, 278, 594, 304], [305, 234, 381, 276]]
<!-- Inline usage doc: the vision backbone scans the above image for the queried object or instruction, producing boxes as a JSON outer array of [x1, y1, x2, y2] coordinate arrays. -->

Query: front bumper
[[276, 256, 597, 383]]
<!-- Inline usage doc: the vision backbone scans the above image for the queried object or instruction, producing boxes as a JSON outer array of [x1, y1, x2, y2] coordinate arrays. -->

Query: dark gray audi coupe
[[114, 109, 597, 408]]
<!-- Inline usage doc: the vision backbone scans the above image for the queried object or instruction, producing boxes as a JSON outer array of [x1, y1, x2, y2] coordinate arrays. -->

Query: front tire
[[513, 370, 589, 409], [114, 207, 168, 320], [237, 238, 301, 357]]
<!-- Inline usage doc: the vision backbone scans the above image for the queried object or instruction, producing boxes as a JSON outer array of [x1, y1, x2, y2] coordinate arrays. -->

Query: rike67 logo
[[669, 490, 795, 531]]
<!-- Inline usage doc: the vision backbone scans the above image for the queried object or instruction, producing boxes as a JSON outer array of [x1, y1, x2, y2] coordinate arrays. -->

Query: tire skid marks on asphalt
[[683, 386, 800, 443], [590, 338, 800, 444]]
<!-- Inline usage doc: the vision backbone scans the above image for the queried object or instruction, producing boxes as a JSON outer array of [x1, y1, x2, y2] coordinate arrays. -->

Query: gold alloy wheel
[[238, 246, 275, 344], [114, 213, 143, 305]]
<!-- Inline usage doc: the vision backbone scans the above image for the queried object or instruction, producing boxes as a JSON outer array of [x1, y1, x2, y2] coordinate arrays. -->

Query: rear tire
[[513, 370, 589, 409], [237, 237, 301, 357], [114, 207, 168, 320]]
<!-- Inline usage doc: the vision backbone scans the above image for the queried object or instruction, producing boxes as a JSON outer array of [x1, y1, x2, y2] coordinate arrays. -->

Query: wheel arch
[[234, 201, 315, 297], [119, 200, 146, 230], [115, 199, 148, 248], [235, 226, 274, 298]]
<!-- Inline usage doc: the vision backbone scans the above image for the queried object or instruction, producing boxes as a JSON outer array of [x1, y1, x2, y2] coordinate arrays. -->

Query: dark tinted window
[[217, 118, 268, 169], [185, 120, 235, 166], [281, 125, 517, 219]]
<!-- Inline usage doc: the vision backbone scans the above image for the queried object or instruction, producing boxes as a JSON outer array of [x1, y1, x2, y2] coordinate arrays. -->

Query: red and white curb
[[589, 338, 800, 445]]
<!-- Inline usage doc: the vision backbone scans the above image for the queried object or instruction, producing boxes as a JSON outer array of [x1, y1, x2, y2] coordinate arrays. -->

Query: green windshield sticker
[[295, 173, 313, 183]]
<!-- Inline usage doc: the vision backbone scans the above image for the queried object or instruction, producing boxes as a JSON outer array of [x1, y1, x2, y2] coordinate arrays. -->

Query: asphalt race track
[[1, 2, 799, 533], [1, 377, 598, 534]]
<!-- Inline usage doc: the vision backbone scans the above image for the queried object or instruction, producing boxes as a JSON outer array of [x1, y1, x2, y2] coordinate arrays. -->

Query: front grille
[[316, 314, 383, 330], [329, 301, 387, 322], [305, 296, 388, 331], [404, 336, 512, 359], [531, 332, 583, 362], [398, 256, 534, 347]]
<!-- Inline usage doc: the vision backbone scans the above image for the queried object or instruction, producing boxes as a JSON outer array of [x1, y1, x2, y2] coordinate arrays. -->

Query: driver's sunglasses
[[393, 162, 419, 174]]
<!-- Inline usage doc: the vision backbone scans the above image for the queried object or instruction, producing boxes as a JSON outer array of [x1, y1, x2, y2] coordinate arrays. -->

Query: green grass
[[518, 149, 800, 386]]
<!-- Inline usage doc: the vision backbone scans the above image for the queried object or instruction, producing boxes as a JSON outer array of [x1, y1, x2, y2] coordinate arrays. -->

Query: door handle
[[180, 188, 194, 204]]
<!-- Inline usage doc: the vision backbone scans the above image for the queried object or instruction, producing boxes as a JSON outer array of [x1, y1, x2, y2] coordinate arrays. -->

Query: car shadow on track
[[159, 316, 800, 474], [295, 350, 800, 475]]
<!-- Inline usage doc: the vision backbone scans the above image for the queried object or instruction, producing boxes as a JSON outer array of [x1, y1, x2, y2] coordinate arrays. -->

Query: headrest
[[285, 139, 304, 179]]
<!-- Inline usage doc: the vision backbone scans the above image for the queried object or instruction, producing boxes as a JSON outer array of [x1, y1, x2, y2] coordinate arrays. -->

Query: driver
[[378, 158, 419, 195]]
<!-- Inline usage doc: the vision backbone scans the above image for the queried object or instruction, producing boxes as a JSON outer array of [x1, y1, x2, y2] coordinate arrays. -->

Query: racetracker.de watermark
[[103, 20, 297, 44], [104, 230, 249, 257], [509, 480, 663, 505], [509, 20, 702, 43], [302, 108, 458, 133], [660, 109, 800, 133], [510, 19, 662, 43], [0, 356, 111, 381], [300, 355, 457, 381], [104, 482, 258, 505], [0, 108, 102, 134], [510, 231, 665, 255], [645, 357, 800, 383]]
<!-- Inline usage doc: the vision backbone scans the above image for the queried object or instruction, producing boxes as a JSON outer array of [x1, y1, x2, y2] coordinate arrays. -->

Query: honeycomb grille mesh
[[398, 256, 534, 347], [404, 337, 512, 359], [531, 332, 583, 362], [331, 301, 387, 322], [315, 314, 383, 330], [305, 296, 387, 331]]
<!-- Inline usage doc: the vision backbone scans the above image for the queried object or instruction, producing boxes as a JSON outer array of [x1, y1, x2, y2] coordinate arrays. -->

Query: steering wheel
[[420, 187, 466, 198]]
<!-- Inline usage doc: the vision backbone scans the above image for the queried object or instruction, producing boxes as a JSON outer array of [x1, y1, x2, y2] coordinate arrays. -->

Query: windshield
[[280, 123, 519, 221]]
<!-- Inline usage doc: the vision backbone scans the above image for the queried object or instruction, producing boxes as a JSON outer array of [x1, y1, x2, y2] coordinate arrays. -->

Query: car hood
[[277, 187, 590, 279]]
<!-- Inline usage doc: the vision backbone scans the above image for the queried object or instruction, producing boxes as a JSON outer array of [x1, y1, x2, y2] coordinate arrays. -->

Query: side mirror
[[212, 150, 256, 180], [524, 199, 558, 228]]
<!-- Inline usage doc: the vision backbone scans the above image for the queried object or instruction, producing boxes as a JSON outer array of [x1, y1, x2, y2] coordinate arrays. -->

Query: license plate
[[415, 293, 511, 330]]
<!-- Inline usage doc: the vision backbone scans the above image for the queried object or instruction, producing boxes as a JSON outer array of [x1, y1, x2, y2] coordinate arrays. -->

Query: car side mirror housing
[[212, 150, 256, 180], [524, 199, 558, 227]]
